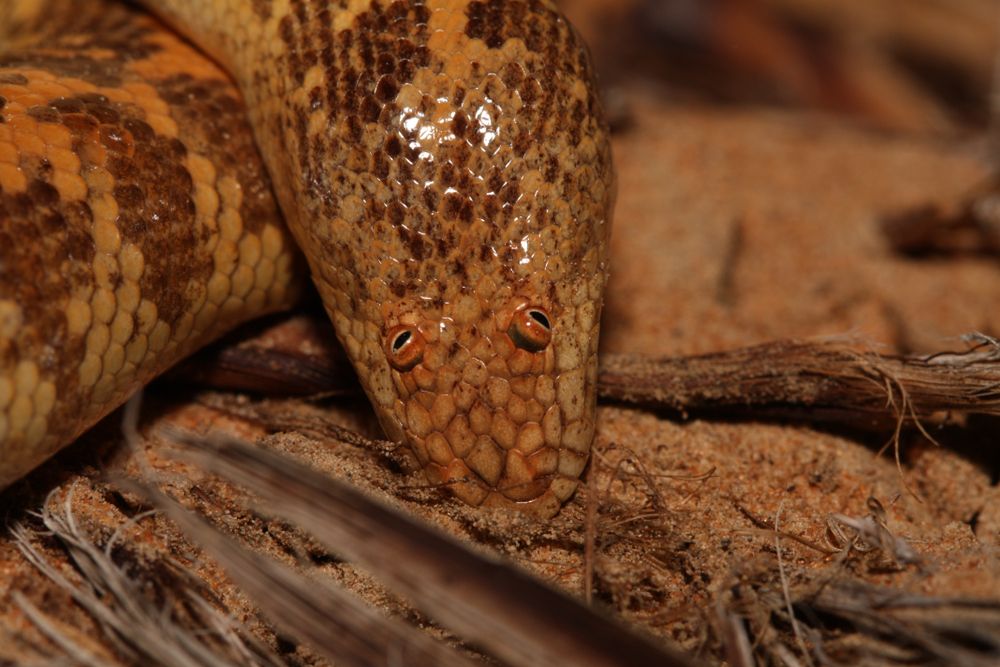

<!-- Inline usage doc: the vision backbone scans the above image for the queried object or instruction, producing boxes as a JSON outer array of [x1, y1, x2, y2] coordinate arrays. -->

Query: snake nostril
[[385, 324, 425, 371], [508, 305, 552, 352]]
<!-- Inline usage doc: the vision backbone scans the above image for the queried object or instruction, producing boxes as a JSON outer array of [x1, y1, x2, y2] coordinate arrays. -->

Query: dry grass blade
[[12, 593, 110, 667], [598, 337, 1000, 423], [115, 478, 478, 667], [11, 490, 280, 667], [155, 429, 697, 667]]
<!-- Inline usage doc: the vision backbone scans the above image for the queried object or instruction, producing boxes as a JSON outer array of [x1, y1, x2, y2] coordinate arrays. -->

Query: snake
[[0, 0, 614, 517]]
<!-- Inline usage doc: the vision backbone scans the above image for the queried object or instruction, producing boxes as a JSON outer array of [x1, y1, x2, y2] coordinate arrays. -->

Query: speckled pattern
[[0, 2, 303, 488], [2, 0, 614, 516]]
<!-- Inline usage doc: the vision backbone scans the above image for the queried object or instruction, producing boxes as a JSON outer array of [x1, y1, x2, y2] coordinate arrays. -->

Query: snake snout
[[379, 299, 598, 517]]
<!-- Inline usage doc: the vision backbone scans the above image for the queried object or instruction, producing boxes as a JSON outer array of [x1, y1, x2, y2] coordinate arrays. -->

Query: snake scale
[[0, 0, 614, 516]]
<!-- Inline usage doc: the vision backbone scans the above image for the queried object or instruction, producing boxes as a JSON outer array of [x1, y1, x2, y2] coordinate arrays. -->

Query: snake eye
[[508, 306, 552, 352], [385, 325, 425, 371]]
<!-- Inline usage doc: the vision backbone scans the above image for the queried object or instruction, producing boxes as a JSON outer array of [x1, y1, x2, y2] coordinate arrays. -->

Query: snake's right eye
[[385, 325, 425, 372]]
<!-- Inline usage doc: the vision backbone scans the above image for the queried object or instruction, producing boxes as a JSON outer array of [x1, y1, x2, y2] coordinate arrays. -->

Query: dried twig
[[598, 336, 1000, 424]]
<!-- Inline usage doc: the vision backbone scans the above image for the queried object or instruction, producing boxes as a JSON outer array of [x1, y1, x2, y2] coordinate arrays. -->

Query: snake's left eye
[[385, 325, 425, 371], [508, 306, 552, 352]]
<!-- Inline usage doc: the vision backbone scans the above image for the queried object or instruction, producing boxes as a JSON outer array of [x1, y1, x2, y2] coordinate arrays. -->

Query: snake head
[[274, 1, 613, 515]]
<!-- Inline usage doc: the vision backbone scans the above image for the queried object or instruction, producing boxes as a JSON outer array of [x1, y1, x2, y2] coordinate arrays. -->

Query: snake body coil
[[0, 0, 614, 516]]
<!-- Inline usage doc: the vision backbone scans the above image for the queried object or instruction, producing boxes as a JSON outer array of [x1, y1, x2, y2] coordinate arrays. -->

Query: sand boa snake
[[0, 0, 613, 516]]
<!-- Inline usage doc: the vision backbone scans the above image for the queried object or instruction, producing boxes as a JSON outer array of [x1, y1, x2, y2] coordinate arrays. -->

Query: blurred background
[[543, 0, 1000, 360], [562, 0, 998, 137]]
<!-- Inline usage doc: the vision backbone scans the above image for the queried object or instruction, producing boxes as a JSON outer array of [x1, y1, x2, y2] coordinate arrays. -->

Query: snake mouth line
[[437, 471, 576, 509], [432, 467, 582, 517]]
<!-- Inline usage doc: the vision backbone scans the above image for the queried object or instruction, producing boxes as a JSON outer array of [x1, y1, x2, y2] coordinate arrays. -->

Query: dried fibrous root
[[11, 488, 281, 667]]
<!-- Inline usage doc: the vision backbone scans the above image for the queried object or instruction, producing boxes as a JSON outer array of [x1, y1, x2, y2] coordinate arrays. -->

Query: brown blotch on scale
[[250, 0, 272, 20], [384, 135, 402, 157], [285, 0, 433, 227], [0, 158, 95, 419], [26, 105, 60, 123], [156, 75, 281, 237]]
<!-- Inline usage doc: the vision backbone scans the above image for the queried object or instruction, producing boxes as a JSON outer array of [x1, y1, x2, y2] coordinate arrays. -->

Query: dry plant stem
[[116, 479, 478, 667], [598, 337, 1000, 423], [150, 431, 697, 667], [774, 505, 816, 667], [584, 466, 598, 605]]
